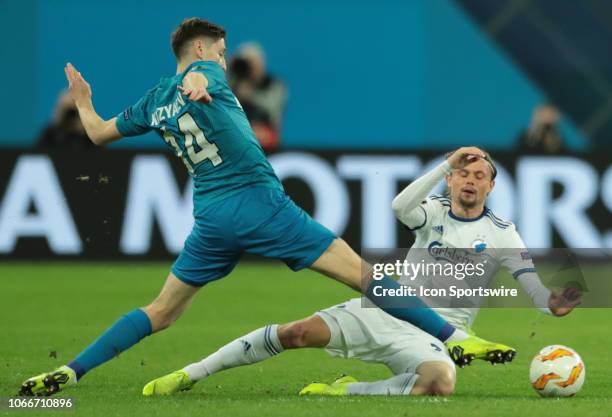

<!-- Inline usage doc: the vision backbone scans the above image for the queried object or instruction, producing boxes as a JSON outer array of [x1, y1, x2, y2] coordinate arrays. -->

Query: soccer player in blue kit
[[19, 18, 512, 396]]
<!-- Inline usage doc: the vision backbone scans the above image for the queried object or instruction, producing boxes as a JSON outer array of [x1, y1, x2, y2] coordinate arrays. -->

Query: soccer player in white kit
[[143, 147, 579, 397]]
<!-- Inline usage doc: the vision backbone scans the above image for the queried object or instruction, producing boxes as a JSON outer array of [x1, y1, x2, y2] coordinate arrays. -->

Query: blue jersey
[[115, 61, 282, 215]]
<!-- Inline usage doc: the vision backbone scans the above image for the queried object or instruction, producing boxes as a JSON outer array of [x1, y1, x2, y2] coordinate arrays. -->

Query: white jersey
[[396, 194, 535, 329], [316, 162, 551, 372]]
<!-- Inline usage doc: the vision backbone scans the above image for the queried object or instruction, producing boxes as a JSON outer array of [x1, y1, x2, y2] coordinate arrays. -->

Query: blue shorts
[[172, 187, 337, 287]]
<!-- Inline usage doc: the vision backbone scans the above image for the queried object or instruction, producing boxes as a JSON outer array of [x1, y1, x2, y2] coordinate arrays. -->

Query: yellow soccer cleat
[[142, 370, 194, 396], [446, 335, 516, 367], [18, 366, 77, 397], [299, 375, 358, 396]]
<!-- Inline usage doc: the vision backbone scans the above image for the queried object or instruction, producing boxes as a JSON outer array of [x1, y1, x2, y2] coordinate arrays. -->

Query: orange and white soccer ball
[[529, 345, 585, 397]]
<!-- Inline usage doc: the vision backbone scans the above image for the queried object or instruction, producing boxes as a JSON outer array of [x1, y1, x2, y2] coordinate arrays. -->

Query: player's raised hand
[[64, 63, 92, 106], [446, 147, 487, 170], [179, 71, 213, 104], [548, 287, 582, 317]]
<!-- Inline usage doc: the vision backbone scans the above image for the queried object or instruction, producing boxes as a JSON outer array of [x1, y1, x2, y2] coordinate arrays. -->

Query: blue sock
[[366, 276, 455, 341], [68, 309, 152, 379]]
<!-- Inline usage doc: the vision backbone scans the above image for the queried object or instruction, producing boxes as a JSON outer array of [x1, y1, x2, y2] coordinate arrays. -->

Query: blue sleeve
[[115, 93, 152, 137], [187, 63, 225, 95]]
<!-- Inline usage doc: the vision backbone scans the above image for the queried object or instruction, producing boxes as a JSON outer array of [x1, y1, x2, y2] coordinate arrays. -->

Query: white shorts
[[316, 298, 455, 375]]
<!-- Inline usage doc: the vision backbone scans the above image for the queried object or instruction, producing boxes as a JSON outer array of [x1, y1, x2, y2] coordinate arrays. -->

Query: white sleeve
[[499, 225, 536, 278], [499, 226, 552, 315], [392, 161, 452, 229], [517, 272, 552, 315]]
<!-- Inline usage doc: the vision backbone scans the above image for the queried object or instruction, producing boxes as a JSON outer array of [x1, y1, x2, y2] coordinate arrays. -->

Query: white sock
[[445, 328, 469, 342], [347, 373, 419, 396], [183, 324, 283, 381]]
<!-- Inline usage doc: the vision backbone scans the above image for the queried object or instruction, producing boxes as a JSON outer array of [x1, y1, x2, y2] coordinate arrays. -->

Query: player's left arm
[[501, 227, 580, 317], [64, 63, 122, 146], [516, 272, 580, 317]]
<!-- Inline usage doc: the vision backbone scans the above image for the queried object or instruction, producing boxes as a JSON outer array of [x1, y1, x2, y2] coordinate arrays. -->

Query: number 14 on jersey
[[162, 113, 222, 173]]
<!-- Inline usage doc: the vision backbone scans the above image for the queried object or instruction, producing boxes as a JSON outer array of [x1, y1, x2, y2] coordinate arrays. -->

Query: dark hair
[[228, 57, 254, 82], [445, 148, 497, 180], [171, 18, 226, 59]]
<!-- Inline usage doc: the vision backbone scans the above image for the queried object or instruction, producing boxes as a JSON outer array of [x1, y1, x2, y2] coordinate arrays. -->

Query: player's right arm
[[391, 160, 451, 229], [64, 63, 122, 146], [392, 147, 487, 228]]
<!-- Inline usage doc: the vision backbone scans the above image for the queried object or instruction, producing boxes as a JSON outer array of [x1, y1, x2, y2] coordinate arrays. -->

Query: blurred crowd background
[[0, 0, 610, 258], [2, 0, 610, 153]]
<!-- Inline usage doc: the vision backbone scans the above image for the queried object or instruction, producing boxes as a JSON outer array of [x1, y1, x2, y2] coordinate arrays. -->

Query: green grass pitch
[[1, 262, 610, 417]]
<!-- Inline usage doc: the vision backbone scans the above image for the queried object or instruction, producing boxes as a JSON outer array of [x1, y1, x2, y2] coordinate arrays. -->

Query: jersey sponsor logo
[[432, 225, 444, 234], [427, 241, 476, 265]]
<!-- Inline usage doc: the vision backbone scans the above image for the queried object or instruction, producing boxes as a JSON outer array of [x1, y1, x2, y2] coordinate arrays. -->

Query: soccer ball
[[529, 345, 585, 397]]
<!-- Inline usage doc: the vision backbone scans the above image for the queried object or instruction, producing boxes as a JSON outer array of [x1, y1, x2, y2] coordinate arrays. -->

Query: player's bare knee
[[427, 367, 455, 396], [428, 379, 454, 396], [278, 316, 331, 349], [416, 362, 455, 396], [278, 322, 312, 349], [278, 322, 307, 348]]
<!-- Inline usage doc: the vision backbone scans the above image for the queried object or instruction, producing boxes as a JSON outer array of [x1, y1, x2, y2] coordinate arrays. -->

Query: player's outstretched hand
[[446, 146, 486, 170], [64, 63, 92, 106], [548, 287, 581, 317], [179, 72, 213, 104]]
